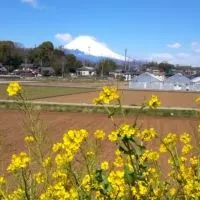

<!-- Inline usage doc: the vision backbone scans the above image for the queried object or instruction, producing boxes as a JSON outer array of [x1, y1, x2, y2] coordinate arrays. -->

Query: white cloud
[[176, 53, 191, 58], [55, 33, 73, 43], [148, 52, 200, 67], [192, 42, 200, 53], [21, 0, 38, 8], [167, 42, 181, 48]]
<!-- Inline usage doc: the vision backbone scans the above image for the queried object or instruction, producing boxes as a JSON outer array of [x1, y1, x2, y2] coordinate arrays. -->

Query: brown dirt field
[[36, 90, 200, 108], [0, 110, 199, 173]]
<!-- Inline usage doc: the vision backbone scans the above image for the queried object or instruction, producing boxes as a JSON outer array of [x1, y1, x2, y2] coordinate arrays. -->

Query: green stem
[[68, 163, 80, 187], [21, 168, 30, 200]]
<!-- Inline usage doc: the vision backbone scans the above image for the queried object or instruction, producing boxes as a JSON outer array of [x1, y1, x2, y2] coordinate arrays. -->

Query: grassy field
[[0, 84, 96, 100]]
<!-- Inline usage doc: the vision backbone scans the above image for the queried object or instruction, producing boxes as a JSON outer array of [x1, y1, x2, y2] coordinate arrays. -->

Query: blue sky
[[1, 0, 200, 66]]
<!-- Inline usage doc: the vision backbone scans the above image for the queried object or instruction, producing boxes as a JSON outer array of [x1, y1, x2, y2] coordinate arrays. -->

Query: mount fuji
[[64, 36, 125, 61]]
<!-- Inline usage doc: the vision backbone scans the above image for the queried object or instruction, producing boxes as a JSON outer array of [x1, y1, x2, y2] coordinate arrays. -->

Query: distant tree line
[[0, 40, 118, 76], [142, 61, 175, 76]]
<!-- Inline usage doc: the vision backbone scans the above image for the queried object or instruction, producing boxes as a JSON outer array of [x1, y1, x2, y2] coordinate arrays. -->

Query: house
[[172, 66, 200, 76], [39, 67, 55, 76], [109, 69, 124, 79], [0, 63, 8, 75], [76, 66, 96, 76], [146, 67, 165, 76]]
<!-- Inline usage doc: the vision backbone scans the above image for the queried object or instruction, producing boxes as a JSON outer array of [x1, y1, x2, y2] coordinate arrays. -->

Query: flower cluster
[[7, 152, 30, 172], [108, 123, 137, 142], [94, 129, 105, 140], [148, 95, 161, 108], [93, 86, 119, 104], [138, 128, 157, 142], [108, 170, 125, 198], [7, 81, 22, 96], [53, 129, 88, 166], [24, 135, 35, 143], [39, 183, 78, 200]]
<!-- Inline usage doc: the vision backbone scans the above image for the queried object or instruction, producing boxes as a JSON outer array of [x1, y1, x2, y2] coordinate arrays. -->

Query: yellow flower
[[140, 150, 159, 163], [52, 143, 62, 152], [52, 170, 67, 181], [195, 96, 200, 103], [93, 86, 119, 105], [180, 132, 191, 144], [159, 144, 167, 153], [148, 95, 161, 108], [131, 186, 137, 195], [182, 144, 193, 154], [190, 156, 198, 165], [108, 170, 125, 198], [138, 181, 148, 196], [169, 187, 176, 196], [114, 155, 124, 168], [7, 188, 24, 199], [7, 81, 22, 96], [101, 161, 109, 170], [42, 157, 51, 167], [139, 128, 157, 142], [81, 175, 92, 192], [7, 152, 30, 172], [86, 151, 95, 157], [94, 130, 105, 140], [108, 131, 118, 142], [24, 135, 35, 143], [0, 176, 6, 185], [34, 172, 45, 184], [163, 133, 177, 145]]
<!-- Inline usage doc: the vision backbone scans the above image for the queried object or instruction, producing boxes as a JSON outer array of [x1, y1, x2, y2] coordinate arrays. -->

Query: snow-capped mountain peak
[[64, 36, 125, 61]]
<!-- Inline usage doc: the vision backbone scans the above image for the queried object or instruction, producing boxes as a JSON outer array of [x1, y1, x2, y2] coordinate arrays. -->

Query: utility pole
[[101, 61, 104, 78], [62, 58, 65, 78], [124, 48, 127, 72]]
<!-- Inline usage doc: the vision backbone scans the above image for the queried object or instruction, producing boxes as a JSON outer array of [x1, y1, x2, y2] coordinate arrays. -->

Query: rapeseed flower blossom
[[94, 129, 105, 140], [86, 151, 95, 157], [7, 81, 22, 96], [195, 96, 200, 103], [148, 95, 161, 108], [108, 123, 137, 142], [53, 129, 88, 166], [108, 170, 125, 198], [93, 86, 119, 104], [139, 128, 157, 142], [0, 176, 6, 185], [81, 174, 92, 192], [24, 135, 35, 143], [101, 161, 109, 170], [34, 172, 45, 184], [7, 188, 25, 200], [42, 157, 51, 167], [39, 183, 78, 200], [7, 152, 30, 172], [180, 132, 191, 144], [163, 133, 177, 145]]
